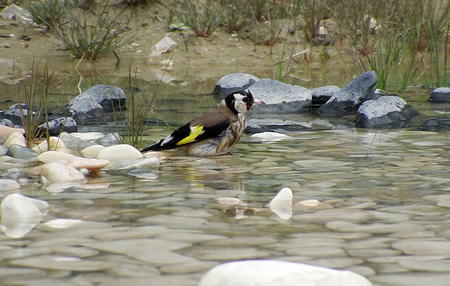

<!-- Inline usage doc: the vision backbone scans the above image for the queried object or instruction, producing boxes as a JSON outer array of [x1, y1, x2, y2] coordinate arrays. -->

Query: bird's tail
[[140, 140, 164, 153]]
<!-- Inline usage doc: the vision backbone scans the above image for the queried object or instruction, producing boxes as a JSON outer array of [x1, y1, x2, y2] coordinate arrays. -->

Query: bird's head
[[224, 90, 263, 115]]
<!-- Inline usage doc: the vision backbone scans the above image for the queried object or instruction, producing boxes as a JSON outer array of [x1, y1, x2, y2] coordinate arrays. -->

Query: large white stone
[[80, 145, 105, 158], [37, 151, 75, 163], [97, 144, 143, 161], [268, 187, 293, 220], [149, 36, 177, 57], [31, 137, 67, 153], [4, 131, 26, 147], [1, 193, 48, 238], [41, 162, 85, 183], [199, 260, 372, 286]]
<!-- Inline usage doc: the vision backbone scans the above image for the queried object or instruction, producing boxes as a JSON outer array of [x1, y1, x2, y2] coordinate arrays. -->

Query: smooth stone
[[249, 132, 293, 142], [215, 197, 242, 206], [9, 255, 114, 271], [7, 144, 37, 159], [68, 156, 109, 171], [213, 73, 259, 99], [155, 231, 225, 243], [0, 125, 24, 140], [199, 260, 372, 286], [82, 239, 194, 265], [187, 247, 270, 261], [311, 85, 340, 106], [286, 246, 347, 257], [418, 117, 450, 132], [1, 193, 48, 238], [392, 239, 450, 256], [0, 145, 7, 156], [31, 137, 67, 153], [92, 226, 170, 241], [268, 187, 293, 220], [0, 267, 46, 279], [399, 260, 450, 272], [326, 221, 425, 234], [346, 248, 401, 258], [301, 257, 364, 269], [4, 131, 26, 147], [160, 261, 218, 274], [37, 151, 75, 163], [97, 144, 143, 161], [41, 219, 85, 229], [371, 273, 450, 286], [0, 179, 21, 191], [293, 208, 373, 224], [41, 162, 86, 183], [80, 144, 105, 158], [117, 157, 160, 169]]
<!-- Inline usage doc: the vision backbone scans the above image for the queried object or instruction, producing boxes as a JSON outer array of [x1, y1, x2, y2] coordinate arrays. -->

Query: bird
[[141, 90, 263, 156]]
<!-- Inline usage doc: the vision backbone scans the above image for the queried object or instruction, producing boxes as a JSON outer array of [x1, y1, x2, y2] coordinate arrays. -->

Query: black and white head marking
[[224, 90, 255, 115]]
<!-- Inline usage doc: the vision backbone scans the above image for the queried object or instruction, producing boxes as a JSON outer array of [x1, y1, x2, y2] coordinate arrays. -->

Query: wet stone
[[326, 221, 425, 234], [7, 144, 37, 159], [301, 257, 364, 269], [0, 178, 20, 191], [371, 272, 450, 286], [9, 255, 115, 271], [185, 247, 271, 261], [160, 261, 219, 274], [293, 208, 373, 224], [392, 239, 450, 256], [0, 144, 7, 156], [286, 246, 347, 258]]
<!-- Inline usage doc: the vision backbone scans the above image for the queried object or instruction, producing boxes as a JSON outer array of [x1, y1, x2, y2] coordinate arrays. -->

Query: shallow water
[[1, 125, 450, 285]]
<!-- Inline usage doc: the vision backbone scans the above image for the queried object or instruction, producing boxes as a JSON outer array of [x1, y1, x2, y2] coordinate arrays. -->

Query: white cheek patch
[[233, 94, 248, 114]]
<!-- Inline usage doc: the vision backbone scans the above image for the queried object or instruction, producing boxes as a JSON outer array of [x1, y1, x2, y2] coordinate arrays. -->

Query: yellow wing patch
[[176, 126, 205, 145]]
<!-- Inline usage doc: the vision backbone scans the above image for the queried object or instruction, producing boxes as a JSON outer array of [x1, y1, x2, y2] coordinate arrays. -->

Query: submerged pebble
[[7, 144, 37, 159], [41, 162, 86, 183]]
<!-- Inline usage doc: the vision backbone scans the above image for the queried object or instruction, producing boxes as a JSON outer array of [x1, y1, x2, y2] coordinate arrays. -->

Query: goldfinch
[[141, 90, 262, 156]]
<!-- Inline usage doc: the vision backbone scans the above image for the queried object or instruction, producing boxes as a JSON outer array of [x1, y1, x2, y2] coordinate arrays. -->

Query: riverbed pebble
[[0, 125, 24, 140], [0, 179, 20, 191], [7, 144, 37, 159], [198, 260, 372, 286], [37, 151, 75, 163], [268, 187, 293, 220], [80, 144, 105, 158], [41, 162, 86, 183], [249, 132, 293, 142], [1, 193, 48, 238], [97, 144, 143, 161], [31, 137, 67, 153], [4, 131, 26, 147]]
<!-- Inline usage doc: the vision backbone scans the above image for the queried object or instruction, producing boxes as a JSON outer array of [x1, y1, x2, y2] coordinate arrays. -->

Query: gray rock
[[417, 117, 450, 132], [7, 144, 37, 159], [0, 144, 7, 156], [356, 96, 419, 128], [0, 104, 36, 126], [429, 87, 450, 103], [318, 71, 377, 117], [63, 85, 126, 123], [246, 118, 310, 134], [95, 133, 121, 146], [0, 118, 14, 127], [248, 79, 312, 114], [311, 85, 340, 107], [37, 117, 78, 136], [213, 73, 259, 99]]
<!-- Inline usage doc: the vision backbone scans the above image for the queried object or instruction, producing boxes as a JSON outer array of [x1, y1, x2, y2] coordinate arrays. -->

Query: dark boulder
[[317, 71, 377, 117], [417, 117, 450, 132], [62, 85, 126, 123], [311, 85, 340, 107], [356, 96, 419, 128], [429, 87, 450, 103], [37, 117, 78, 136], [213, 73, 259, 99]]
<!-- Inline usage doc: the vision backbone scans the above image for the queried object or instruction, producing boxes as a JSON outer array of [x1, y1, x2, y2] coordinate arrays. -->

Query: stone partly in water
[[41, 162, 86, 183], [311, 85, 340, 107], [245, 118, 310, 134], [317, 71, 377, 117], [37, 151, 75, 163], [268, 187, 293, 220], [149, 35, 177, 57], [0, 179, 21, 191], [80, 145, 106, 158], [31, 137, 67, 154], [7, 144, 37, 159], [418, 117, 450, 132], [356, 96, 419, 128], [0, 144, 7, 156], [249, 132, 294, 142], [1, 193, 48, 239], [63, 85, 126, 123], [0, 104, 35, 126], [97, 144, 143, 161], [429, 87, 450, 103], [37, 117, 78, 136], [213, 73, 259, 99], [198, 260, 372, 286], [248, 79, 312, 114]]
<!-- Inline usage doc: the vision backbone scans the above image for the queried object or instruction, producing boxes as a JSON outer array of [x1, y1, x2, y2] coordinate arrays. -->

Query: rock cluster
[[213, 71, 450, 133]]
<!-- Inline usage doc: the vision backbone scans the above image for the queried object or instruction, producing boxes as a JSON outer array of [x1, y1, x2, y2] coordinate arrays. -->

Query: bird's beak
[[253, 98, 264, 106]]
